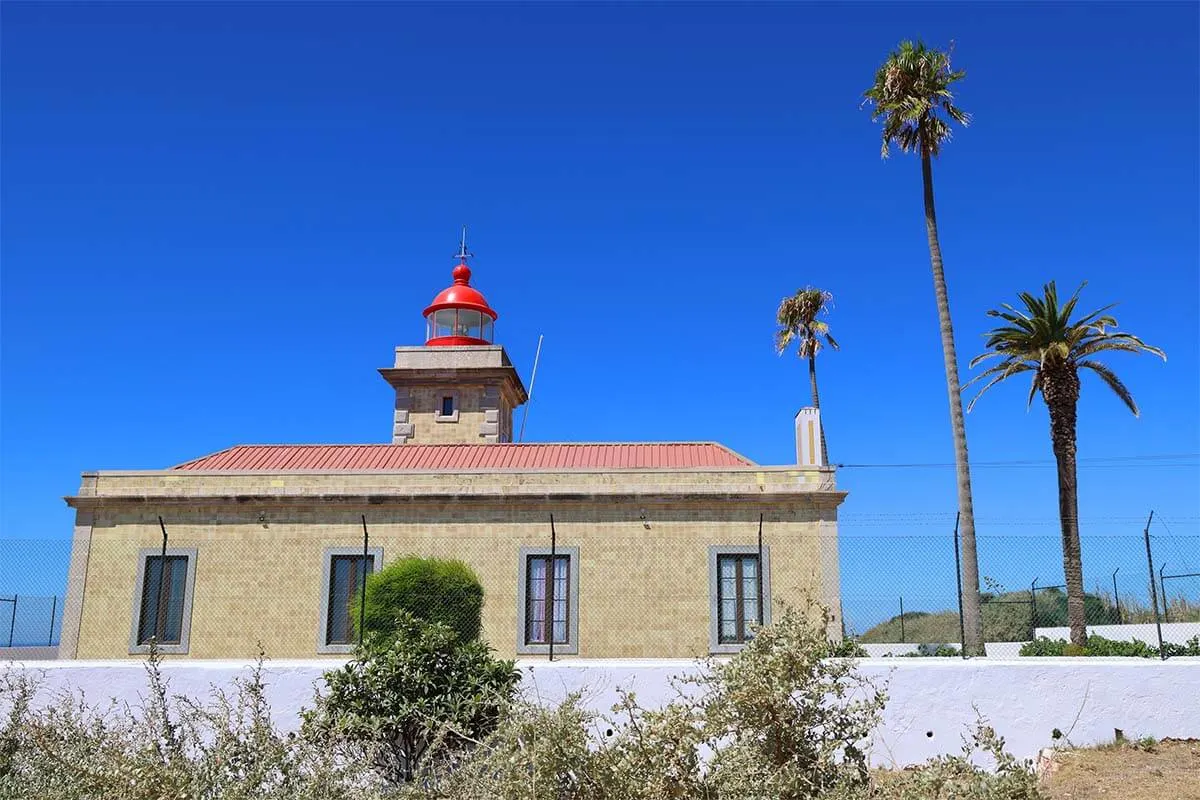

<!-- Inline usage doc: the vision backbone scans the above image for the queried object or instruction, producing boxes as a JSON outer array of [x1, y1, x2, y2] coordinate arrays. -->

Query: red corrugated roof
[[172, 443, 755, 471]]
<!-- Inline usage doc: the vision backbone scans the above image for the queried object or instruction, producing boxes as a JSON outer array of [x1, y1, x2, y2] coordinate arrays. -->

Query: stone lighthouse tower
[[379, 235, 528, 444]]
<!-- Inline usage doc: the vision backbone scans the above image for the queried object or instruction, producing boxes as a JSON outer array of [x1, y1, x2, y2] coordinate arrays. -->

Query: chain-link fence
[[2, 520, 1197, 659], [840, 527, 1200, 658], [0, 537, 70, 648]]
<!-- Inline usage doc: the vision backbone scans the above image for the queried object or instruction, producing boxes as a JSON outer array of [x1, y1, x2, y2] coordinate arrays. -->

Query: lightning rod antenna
[[518, 334, 544, 443]]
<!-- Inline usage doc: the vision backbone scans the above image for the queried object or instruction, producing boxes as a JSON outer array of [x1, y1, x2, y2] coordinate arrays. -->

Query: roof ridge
[[172, 442, 756, 471], [212, 441, 734, 448], [169, 443, 242, 469]]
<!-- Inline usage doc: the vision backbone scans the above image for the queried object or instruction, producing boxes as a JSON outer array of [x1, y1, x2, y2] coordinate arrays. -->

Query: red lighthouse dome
[[423, 233, 498, 346]]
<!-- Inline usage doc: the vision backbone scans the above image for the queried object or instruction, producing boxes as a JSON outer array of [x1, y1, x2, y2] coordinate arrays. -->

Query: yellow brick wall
[[405, 385, 488, 444], [73, 500, 839, 660]]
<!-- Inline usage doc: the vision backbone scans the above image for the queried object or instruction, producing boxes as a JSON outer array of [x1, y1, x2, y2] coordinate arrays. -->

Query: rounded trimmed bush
[[358, 556, 484, 644]]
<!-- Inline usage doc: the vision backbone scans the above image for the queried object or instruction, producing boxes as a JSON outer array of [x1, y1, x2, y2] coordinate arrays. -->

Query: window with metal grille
[[524, 554, 570, 645], [716, 553, 762, 644], [324, 554, 375, 646], [136, 555, 189, 645]]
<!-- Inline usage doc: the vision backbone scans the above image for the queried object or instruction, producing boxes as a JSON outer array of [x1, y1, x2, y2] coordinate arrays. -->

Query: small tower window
[[435, 391, 460, 422]]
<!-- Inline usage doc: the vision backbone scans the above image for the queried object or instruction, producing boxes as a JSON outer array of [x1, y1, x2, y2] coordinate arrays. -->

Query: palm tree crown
[[775, 288, 839, 359], [967, 281, 1166, 413], [776, 288, 839, 465], [862, 40, 970, 158]]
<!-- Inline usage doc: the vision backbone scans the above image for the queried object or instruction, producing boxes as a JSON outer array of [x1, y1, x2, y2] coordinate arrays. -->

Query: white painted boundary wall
[[4, 658, 1198, 767], [860, 623, 1200, 660]]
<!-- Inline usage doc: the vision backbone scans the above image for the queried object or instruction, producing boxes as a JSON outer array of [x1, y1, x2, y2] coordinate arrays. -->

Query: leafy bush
[[0, 648, 380, 800], [303, 610, 520, 785], [901, 643, 961, 657], [409, 600, 1045, 800], [825, 637, 869, 657], [1020, 634, 1200, 657], [868, 721, 1044, 800], [410, 601, 885, 799], [359, 556, 484, 644]]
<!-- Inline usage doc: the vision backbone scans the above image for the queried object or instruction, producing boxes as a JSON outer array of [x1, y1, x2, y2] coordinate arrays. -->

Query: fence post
[[7, 595, 15, 648], [899, 595, 905, 644], [952, 512, 966, 659], [1111, 568, 1121, 625], [1159, 564, 1169, 624], [1142, 511, 1166, 660], [1030, 579, 1038, 640], [49, 595, 57, 647]]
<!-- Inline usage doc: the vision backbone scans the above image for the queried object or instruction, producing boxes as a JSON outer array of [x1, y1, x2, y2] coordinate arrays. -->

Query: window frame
[[708, 545, 771, 654], [434, 390, 460, 423], [317, 546, 384, 654], [516, 545, 580, 655], [128, 547, 198, 655]]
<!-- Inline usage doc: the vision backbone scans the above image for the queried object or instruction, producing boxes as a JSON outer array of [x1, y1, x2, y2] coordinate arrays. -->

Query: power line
[[835, 453, 1199, 469]]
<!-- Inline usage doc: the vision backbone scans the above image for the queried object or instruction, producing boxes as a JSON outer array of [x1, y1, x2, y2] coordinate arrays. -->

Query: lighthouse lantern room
[[422, 233, 498, 346]]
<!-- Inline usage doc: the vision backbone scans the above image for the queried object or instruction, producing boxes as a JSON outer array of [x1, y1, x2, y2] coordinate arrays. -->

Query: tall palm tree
[[776, 288, 839, 463], [967, 282, 1165, 646], [863, 41, 984, 655]]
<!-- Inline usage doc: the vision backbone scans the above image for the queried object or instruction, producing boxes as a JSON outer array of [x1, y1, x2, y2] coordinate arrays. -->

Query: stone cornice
[[65, 489, 848, 511], [378, 366, 528, 406]]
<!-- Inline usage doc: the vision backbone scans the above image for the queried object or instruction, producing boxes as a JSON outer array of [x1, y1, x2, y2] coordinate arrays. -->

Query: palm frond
[[966, 363, 1033, 412], [970, 281, 1165, 415], [1026, 371, 1044, 409], [1079, 360, 1140, 417], [1074, 334, 1166, 362], [963, 359, 1032, 386]]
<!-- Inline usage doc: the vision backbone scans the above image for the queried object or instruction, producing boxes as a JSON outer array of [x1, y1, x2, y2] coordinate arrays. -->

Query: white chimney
[[795, 407, 825, 467]]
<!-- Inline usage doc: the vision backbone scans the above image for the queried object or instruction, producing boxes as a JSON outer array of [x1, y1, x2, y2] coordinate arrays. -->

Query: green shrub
[[303, 610, 520, 785], [413, 600, 887, 799], [1019, 634, 1200, 657], [0, 648, 381, 800], [359, 556, 484, 644], [413, 600, 1045, 800], [901, 643, 961, 657], [824, 637, 869, 657], [869, 721, 1045, 799]]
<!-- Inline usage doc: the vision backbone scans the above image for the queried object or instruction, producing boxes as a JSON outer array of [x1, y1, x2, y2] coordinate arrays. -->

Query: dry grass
[[1041, 739, 1200, 800]]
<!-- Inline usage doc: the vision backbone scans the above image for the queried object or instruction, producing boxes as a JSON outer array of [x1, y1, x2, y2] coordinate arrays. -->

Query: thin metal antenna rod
[[518, 334, 544, 443]]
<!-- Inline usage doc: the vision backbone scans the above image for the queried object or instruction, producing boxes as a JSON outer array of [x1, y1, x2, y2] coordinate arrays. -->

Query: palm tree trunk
[[921, 151, 984, 656], [809, 353, 830, 464], [1044, 366, 1087, 647]]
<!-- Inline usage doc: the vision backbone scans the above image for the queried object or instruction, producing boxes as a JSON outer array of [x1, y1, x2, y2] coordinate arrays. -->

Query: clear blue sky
[[2, 3, 1197, 630]]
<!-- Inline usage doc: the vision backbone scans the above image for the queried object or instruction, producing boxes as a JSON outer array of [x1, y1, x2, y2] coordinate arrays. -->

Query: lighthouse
[[379, 233, 528, 444]]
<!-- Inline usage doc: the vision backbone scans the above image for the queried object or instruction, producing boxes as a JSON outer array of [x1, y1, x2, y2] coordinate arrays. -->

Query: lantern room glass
[[456, 309, 483, 339], [425, 309, 495, 343]]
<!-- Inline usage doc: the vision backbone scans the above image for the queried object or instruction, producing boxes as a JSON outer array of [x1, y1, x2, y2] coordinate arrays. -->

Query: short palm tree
[[967, 282, 1165, 646], [776, 288, 839, 463], [863, 40, 985, 655]]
